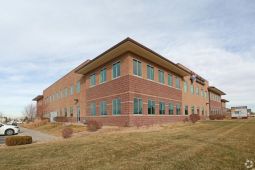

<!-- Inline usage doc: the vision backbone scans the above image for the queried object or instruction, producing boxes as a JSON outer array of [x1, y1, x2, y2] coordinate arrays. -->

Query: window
[[176, 104, 181, 115], [191, 106, 195, 114], [100, 68, 107, 83], [90, 102, 96, 116], [100, 101, 107, 115], [184, 81, 188, 93], [90, 74, 96, 86], [112, 98, 121, 115], [158, 70, 165, 84], [196, 87, 199, 96], [175, 77, 180, 89], [190, 85, 194, 94], [133, 59, 142, 76], [205, 91, 207, 98], [112, 62, 120, 79], [168, 74, 173, 86], [134, 98, 143, 114], [197, 107, 200, 115], [147, 65, 154, 80], [202, 107, 204, 115], [70, 85, 74, 95], [70, 106, 73, 117], [201, 89, 204, 97], [64, 88, 68, 97], [159, 102, 165, 114], [76, 81, 81, 93], [64, 108, 68, 117], [185, 105, 188, 115], [169, 103, 174, 115], [148, 100, 155, 114]]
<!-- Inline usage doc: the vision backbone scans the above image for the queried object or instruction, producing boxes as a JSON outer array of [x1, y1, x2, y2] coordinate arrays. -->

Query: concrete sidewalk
[[18, 127, 61, 142]]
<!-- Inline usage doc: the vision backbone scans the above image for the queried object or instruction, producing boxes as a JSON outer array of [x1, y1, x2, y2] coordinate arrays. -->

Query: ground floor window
[[169, 103, 174, 115], [70, 106, 73, 117], [100, 101, 107, 115], [148, 100, 155, 114], [112, 98, 121, 115], [64, 108, 67, 117], [90, 102, 96, 116], [191, 106, 195, 114], [176, 104, 181, 115], [134, 98, 143, 114], [185, 105, 188, 115], [159, 102, 165, 114]]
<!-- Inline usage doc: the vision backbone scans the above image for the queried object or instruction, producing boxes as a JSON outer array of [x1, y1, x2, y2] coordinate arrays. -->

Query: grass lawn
[[1, 118, 255, 170]]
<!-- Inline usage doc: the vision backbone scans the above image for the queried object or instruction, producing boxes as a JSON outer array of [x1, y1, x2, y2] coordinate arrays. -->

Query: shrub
[[209, 114, 225, 120], [209, 115, 215, 120], [189, 114, 200, 123], [87, 120, 102, 132], [62, 127, 73, 138], [5, 136, 32, 146], [183, 117, 189, 123], [54, 117, 69, 122], [23, 119, 48, 128]]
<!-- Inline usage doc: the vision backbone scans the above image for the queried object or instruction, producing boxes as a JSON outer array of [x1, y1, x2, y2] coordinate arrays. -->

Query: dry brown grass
[[1, 118, 255, 170], [22, 120, 87, 136]]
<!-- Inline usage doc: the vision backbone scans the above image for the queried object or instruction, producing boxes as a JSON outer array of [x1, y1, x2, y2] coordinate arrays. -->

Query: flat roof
[[208, 86, 226, 95], [75, 37, 190, 77], [32, 95, 43, 101]]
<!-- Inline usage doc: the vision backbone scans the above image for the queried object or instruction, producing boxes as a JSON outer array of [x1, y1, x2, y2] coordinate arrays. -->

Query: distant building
[[231, 106, 248, 119]]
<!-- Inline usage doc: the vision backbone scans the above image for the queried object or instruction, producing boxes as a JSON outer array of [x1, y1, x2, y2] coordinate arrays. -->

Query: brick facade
[[33, 38, 227, 126]]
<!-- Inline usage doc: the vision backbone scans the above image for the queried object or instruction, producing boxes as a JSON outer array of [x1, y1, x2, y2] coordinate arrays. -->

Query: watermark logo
[[245, 159, 254, 169]]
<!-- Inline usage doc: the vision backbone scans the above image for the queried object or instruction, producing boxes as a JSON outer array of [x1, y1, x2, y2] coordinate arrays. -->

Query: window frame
[[133, 98, 143, 114], [148, 100, 155, 114], [147, 65, 154, 80], [133, 59, 142, 77], [100, 67, 107, 84], [112, 98, 121, 115], [112, 61, 121, 79]]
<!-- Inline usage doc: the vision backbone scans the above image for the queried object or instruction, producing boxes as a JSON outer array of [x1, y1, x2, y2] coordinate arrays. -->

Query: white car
[[0, 123, 20, 135]]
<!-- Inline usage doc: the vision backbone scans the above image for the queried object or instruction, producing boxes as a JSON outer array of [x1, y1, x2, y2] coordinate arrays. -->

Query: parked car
[[0, 123, 20, 135]]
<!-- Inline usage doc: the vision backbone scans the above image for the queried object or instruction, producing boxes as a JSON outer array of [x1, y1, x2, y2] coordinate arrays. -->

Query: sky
[[0, 0, 255, 118]]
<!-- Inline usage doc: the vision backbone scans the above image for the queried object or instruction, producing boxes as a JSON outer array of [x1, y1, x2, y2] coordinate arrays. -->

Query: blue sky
[[0, 0, 255, 117]]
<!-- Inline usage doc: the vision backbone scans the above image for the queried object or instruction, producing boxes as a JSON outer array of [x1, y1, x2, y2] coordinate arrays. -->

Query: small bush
[[87, 120, 102, 132], [189, 114, 200, 123], [209, 114, 225, 120], [54, 117, 69, 122], [62, 127, 73, 138], [5, 136, 32, 146], [209, 115, 215, 120], [183, 117, 189, 123], [23, 119, 48, 128]]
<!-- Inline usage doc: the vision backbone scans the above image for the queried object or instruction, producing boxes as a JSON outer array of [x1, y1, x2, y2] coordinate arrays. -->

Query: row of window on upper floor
[[44, 81, 81, 104], [210, 93, 221, 102], [183, 81, 208, 99], [89, 59, 181, 89]]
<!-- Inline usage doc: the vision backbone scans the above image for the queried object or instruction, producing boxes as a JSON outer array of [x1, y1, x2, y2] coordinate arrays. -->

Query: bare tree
[[23, 103, 36, 122]]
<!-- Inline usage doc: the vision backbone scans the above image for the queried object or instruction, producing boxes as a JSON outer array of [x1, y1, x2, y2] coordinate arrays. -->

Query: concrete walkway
[[18, 127, 61, 143]]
